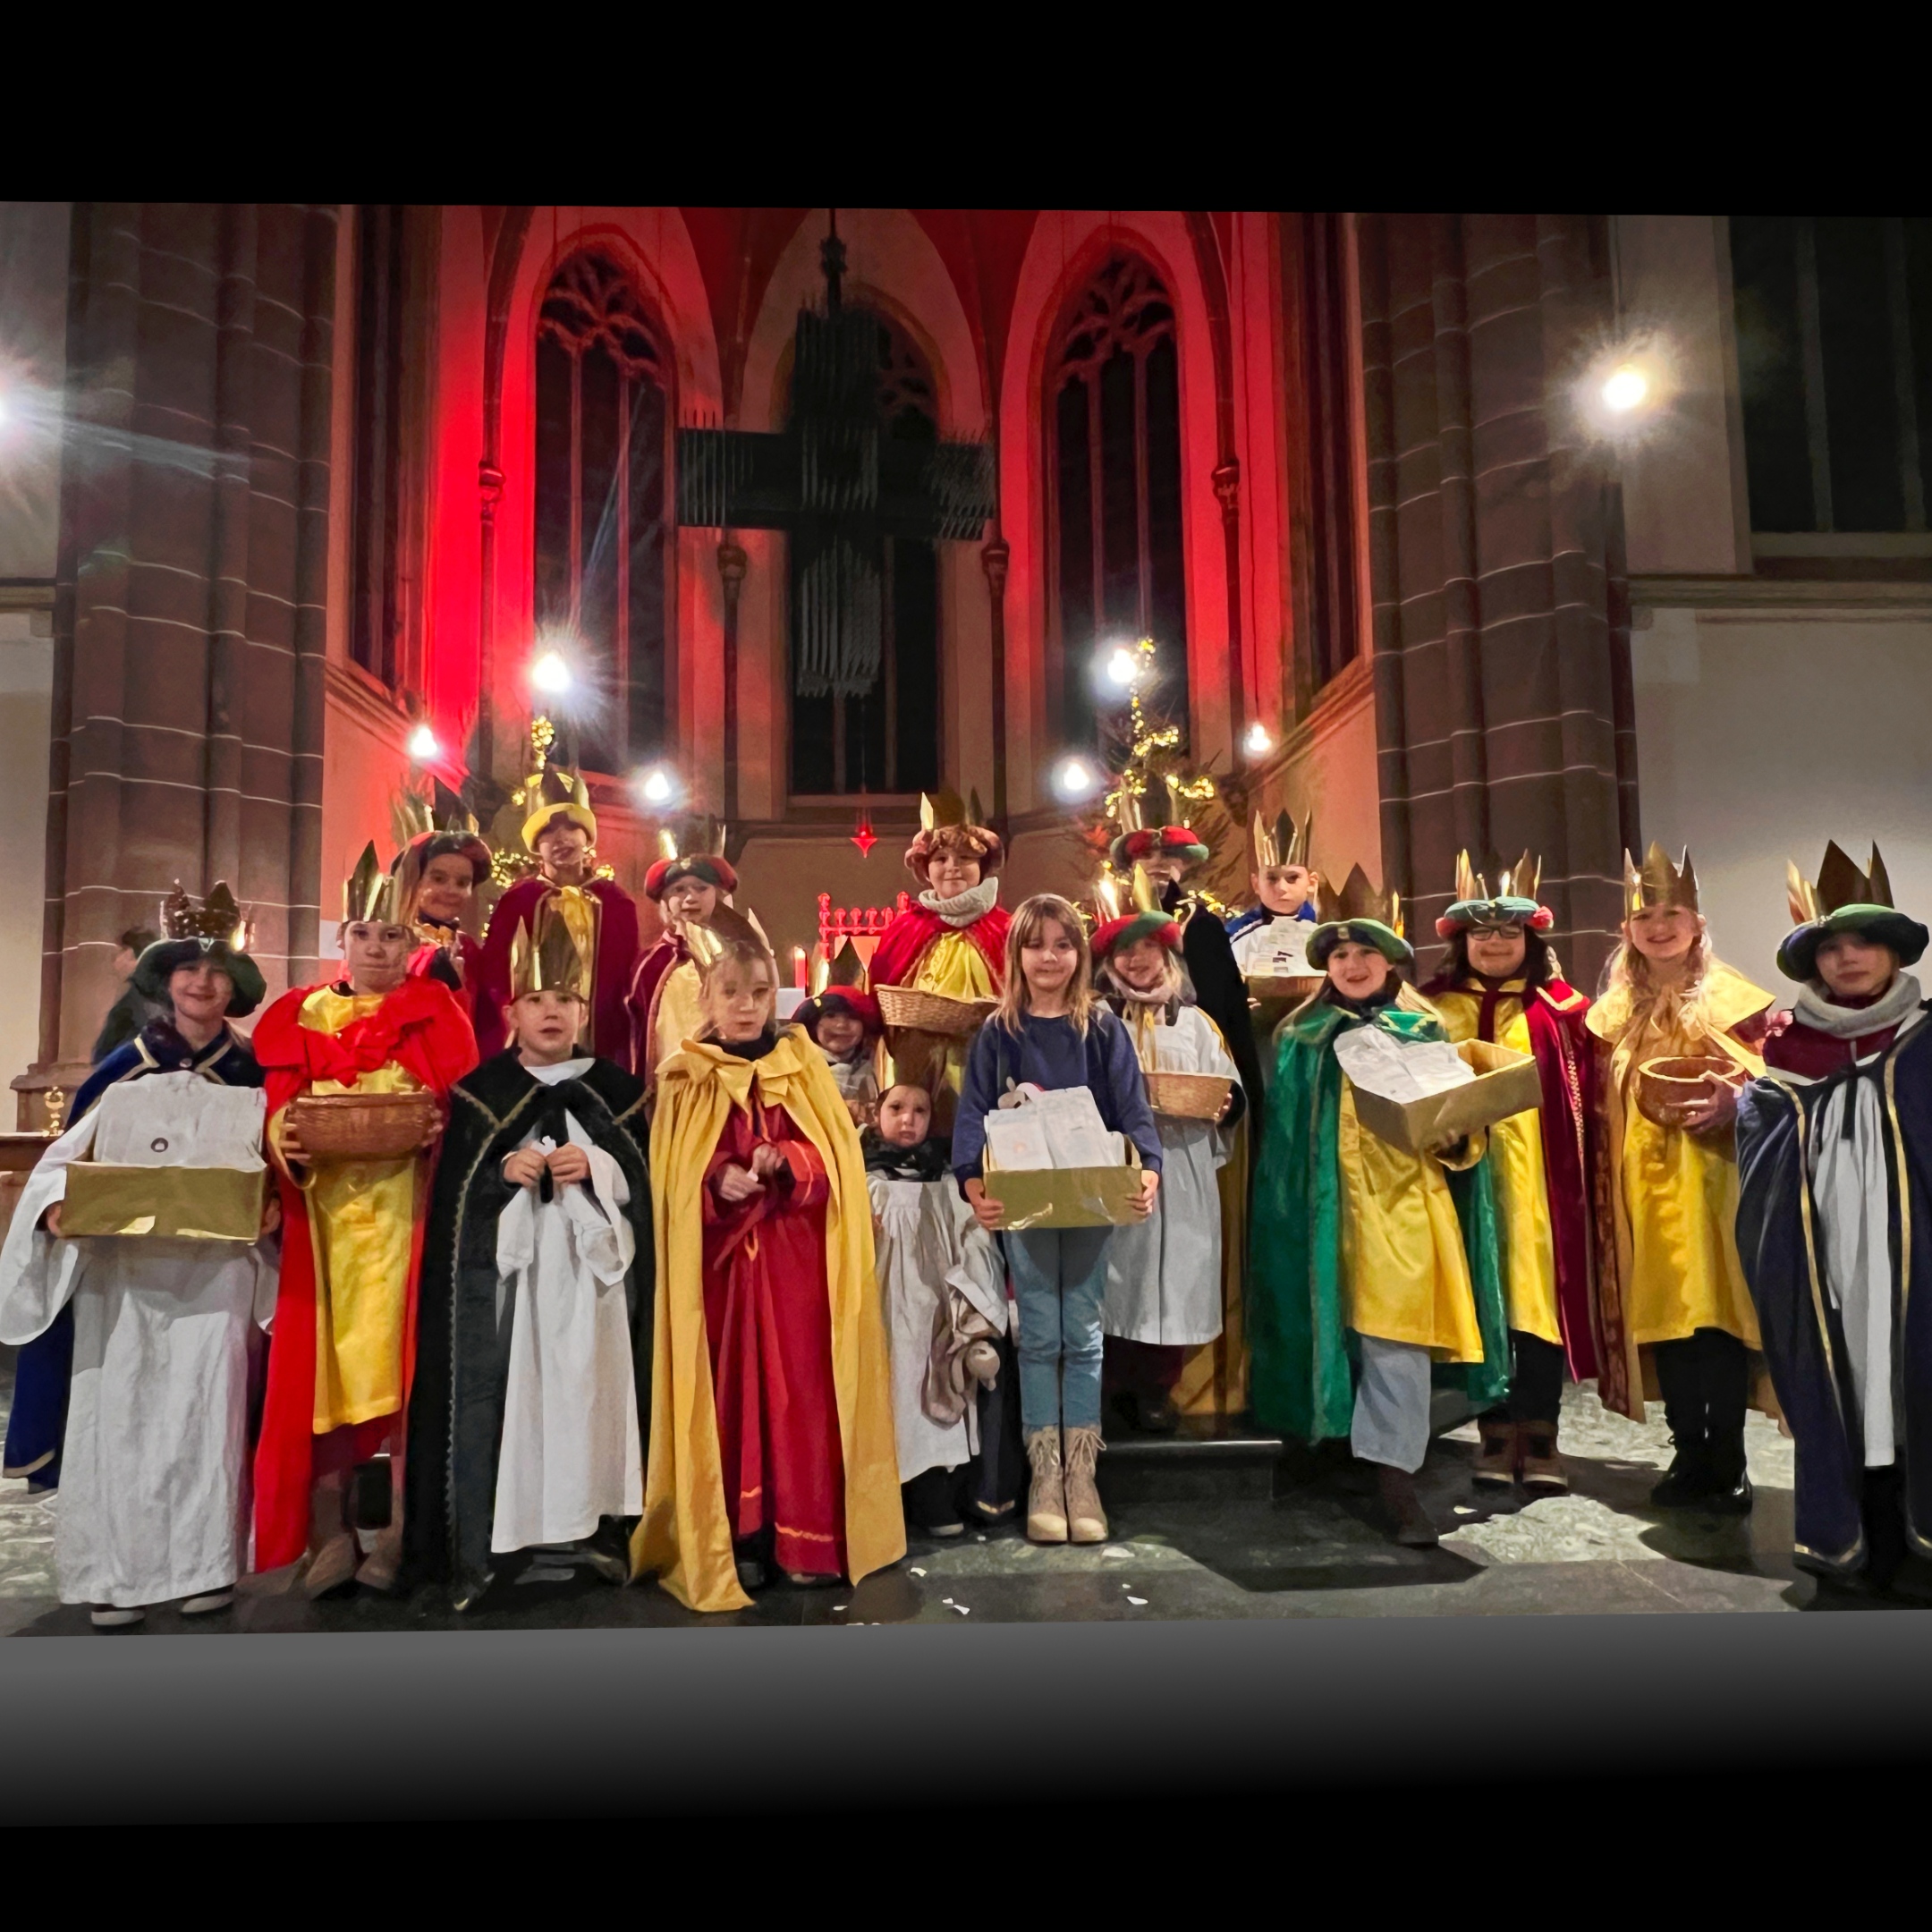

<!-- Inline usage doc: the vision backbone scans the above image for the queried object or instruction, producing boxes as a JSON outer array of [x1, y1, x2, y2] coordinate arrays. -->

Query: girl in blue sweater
[[956, 894, 1161, 1544]]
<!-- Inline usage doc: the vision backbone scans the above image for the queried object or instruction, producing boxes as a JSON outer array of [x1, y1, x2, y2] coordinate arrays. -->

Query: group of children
[[4, 760, 1928, 1623]]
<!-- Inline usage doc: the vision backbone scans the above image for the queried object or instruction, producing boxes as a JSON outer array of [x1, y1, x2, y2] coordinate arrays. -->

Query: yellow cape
[[631, 1023, 905, 1612]]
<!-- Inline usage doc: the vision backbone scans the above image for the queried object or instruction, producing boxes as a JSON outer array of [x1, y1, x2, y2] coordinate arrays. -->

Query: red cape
[[250, 976, 479, 1572], [626, 929, 689, 1090], [868, 902, 1010, 991], [473, 875, 640, 1067], [1521, 980, 1601, 1384]]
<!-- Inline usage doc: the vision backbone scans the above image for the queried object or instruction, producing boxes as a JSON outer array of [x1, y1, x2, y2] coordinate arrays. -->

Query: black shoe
[[734, 1557, 769, 1592], [902, 1467, 965, 1538], [1649, 1444, 1710, 1508], [1701, 1438, 1754, 1515], [1135, 1391, 1180, 1435]]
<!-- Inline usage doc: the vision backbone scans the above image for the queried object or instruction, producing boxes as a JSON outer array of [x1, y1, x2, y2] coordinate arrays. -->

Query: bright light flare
[[1244, 721, 1272, 757], [638, 766, 675, 806], [406, 723, 440, 761], [1053, 756, 1098, 802], [1601, 364, 1649, 413], [1105, 647, 1140, 689], [530, 649, 572, 696]]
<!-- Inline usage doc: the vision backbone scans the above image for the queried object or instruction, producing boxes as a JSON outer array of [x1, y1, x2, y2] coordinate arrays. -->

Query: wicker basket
[[287, 1090, 438, 1161], [1145, 1071, 1232, 1121], [1636, 1055, 1741, 1130], [875, 983, 1000, 1036]]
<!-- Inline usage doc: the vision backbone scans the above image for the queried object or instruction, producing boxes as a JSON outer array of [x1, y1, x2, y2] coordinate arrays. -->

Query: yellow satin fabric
[[652, 959, 704, 1080], [551, 885, 599, 1035], [632, 1024, 903, 1613], [288, 988, 425, 1433], [1587, 961, 1771, 1352], [1335, 1080, 1486, 1361], [890, 929, 996, 1125], [915, 931, 994, 1001], [1432, 988, 1561, 1347]]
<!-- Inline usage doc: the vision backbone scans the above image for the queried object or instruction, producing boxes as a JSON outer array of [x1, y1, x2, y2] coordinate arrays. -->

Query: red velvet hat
[[797, 987, 884, 1038], [644, 853, 738, 902], [1107, 824, 1210, 872]]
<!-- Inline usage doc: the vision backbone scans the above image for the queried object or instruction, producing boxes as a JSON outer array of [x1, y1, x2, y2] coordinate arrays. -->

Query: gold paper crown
[[508, 902, 591, 1000], [343, 843, 404, 924], [685, 905, 775, 976], [392, 780, 480, 854], [159, 880, 248, 947], [658, 815, 729, 865], [1252, 809, 1313, 872], [1454, 849, 1541, 905], [521, 761, 597, 852], [1315, 864, 1403, 938], [1623, 842, 1699, 919], [1786, 841, 1894, 926], [919, 788, 988, 834]]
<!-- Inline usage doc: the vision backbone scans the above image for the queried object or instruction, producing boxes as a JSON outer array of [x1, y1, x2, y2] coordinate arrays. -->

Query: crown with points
[[1315, 864, 1403, 938], [1787, 841, 1894, 926], [508, 899, 591, 1001], [343, 843, 405, 924], [1623, 843, 1699, 920], [809, 936, 867, 996], [1252, 809, 1313, 872], [1457, 850, 1542, 905], [159, 880, 249, 947], [920, 788, 988, 834], [685, 904, 775, 976]]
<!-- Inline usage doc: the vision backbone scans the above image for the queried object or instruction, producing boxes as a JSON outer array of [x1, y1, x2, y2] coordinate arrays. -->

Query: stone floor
[[5, 1360, 1927, 1637]]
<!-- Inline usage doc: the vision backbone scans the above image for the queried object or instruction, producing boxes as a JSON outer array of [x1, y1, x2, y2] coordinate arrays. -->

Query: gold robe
[[1432, 984, 1562, 1347], [632, 1025, 903, 1612]]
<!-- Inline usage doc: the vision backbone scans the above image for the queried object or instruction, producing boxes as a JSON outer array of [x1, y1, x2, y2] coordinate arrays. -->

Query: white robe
[[0, 1074, 277, 1608], [867, 1169, 1007, 1482], [1105, 1003, 1239, 1345], [490, 1058, 642, 1554]]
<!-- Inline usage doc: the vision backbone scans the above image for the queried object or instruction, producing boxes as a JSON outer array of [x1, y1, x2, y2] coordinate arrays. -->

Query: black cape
[[1163, 883, 1266, 1136], [403, 1049, 653, 1598], [1736, 1013, 1932, 1575]]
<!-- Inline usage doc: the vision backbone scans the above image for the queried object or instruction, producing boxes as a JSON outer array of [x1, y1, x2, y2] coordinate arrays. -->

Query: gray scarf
[[1792, 971, 1924, 1038], [919, 877, 1000, 927]]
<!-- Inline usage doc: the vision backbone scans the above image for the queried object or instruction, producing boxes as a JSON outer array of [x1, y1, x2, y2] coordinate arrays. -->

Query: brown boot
[[1518, 1421, 1570, 1496], [1062, 1425, 1109, 1544], [301, 1472, 358, 1600], [1376, 1464, 1438, 1546], [1026, 1428, 1068, 1543], [1473, 1416, 1520, 1488]]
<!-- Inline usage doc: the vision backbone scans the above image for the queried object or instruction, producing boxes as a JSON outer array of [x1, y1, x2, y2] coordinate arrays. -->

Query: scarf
[[1792, 971, 1923, 1039], [862, 1130, 953, 1181], [918, 877, 1000, 927]]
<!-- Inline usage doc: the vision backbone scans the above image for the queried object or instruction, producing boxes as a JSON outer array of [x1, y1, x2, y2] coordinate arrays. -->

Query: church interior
[[1, 205, 1930, 1640]]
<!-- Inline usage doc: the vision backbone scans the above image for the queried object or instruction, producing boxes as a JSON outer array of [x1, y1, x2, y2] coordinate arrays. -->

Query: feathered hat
[[1307, 865, 1411, 968], [644, 817, 738, 902], [904, 788, 1004, 882], [1776, 840, 1927, 981], [1435, 850, 1553, 939], [1091, 864, 1183, 961], [1251, 808, 1313, 873], [1623, 843, 1700, 921], [131, 880, 266, 1016], [1107, 784, 1209, 873], [507, 896, 593, 1003]]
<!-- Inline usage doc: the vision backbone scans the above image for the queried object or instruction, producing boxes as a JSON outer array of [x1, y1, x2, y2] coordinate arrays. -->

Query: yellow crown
[[1786, 841, 1894, 926], [343, 843, 404, 924], [1316, 864, 1403, 938], [1252, 809, 1312, 872], [1623, 842, 1699, 920]]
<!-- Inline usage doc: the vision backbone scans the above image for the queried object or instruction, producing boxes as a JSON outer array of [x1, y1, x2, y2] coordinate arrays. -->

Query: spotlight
[[1601, 364, 1648, 413], [530, 649, 572, 696], [1104, 647, 1140, 690], [638, 766, 675, 807], [1053, 756, 1097, 802], [1244, 722, 1272, 757], [407, 723, 440, 762]]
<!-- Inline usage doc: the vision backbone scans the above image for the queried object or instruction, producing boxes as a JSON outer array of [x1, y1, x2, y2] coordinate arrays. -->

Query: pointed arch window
[[1049, 253, 1188, 749], [534, 252, 673, 775]]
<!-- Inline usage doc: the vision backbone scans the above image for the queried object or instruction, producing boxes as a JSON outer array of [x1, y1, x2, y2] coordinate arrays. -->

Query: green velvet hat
[[1305, 865, 1414, 968], [130, 882, 266, 1017], [1777, 842, 1928, 982]]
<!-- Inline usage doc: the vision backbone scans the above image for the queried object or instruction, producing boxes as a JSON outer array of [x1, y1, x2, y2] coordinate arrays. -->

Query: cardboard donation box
[[1333, 1030, 1541, 1155], [980, 1085, 1144, 1231], [61, 1075, 267, 1241]]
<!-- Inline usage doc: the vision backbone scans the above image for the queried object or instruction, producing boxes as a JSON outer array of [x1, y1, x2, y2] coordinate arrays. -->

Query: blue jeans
[[1005, 1227, 1113, 1430]]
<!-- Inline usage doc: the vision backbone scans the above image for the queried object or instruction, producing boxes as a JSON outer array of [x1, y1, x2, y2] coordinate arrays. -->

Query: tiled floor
[[2, 1370, 1922, 1637]]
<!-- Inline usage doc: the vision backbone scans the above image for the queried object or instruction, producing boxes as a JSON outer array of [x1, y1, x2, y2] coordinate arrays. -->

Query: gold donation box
[[62, 1163, 266, 1241], [1348, 1038, 1543, 1155], [983, 1143, 1145, 1232]]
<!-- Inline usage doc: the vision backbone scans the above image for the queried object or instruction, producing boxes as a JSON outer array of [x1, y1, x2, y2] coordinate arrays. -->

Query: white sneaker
[[90, 1605, 145, 1629], [181, 1589, 235, 1616]]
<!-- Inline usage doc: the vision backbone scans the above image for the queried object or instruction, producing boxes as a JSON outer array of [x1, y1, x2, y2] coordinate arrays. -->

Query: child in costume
[[865, 1081, 1010, 1538], [799, 982, 886, 1124], [475, 762, 640, 1063], [1589, 844, 1774, 1514], [1093, 865, 1244, 1434], [252, 846, 479, 1596], [0, 888, 277, 1628], [1738, 843, 1932, 1597], [1420, 853, 1597, 1496], [406, 902, 653, 1611], [1249, 869, 1509, 1546], [628, 820, 736, 1097], [955, 894, 1163, 1546], [1227, 809, 1321, 979], [634, 911, 902, 1611], [869, 791, 1009, 1133], [393, 813, 493, 1028]]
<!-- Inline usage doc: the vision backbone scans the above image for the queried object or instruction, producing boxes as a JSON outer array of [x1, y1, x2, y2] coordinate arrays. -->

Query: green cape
[[1248, 996, 1509, 1444]]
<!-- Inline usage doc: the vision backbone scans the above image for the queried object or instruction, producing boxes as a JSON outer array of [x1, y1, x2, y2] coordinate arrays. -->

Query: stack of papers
[[1331, 1026, 1476, 1105], [983, 1087, 1124, 1171], [90, 1073, 266, 1168], [1245, 924, 1314, 979]]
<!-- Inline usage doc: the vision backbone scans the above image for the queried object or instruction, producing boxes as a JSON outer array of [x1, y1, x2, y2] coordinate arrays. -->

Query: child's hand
[[749, 1142, 788, 1180], [1127, 1170, 1160, 1220], [547, 1143, 592, 1187], [502, 1148, 547, 1189], [964, 1177, 1004, 1230], [1215, 1089, 1233, 1123], [716, 1164, 764, 1205], [41, 1203, 63, 1238], [258, 1195, 283, 1238]]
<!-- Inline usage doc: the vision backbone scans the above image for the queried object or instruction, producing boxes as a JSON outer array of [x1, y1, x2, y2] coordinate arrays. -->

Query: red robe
[[474, 875, 640, 1065], [250, 976, 479, 1572], [868, 902, 1010, 991], [627, 929, 689, 1092], [702, 1089, 844, 1576]]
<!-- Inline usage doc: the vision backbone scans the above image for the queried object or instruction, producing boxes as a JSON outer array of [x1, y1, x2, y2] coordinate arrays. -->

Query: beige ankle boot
[[302, 1472, 358, 1599], [1063, 1425, 1108, 1544], [1026, 1428, 1068, 1543]]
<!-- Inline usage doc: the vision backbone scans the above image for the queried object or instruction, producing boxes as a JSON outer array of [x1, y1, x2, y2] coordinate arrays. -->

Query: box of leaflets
[[979, 1085, 1144, 1231], [1332, 1029, 1540, 1156], [61, 1076, 267, 1241]]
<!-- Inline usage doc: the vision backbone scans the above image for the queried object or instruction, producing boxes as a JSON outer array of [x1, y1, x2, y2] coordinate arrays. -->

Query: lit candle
[[792, 946, 808, 989]]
